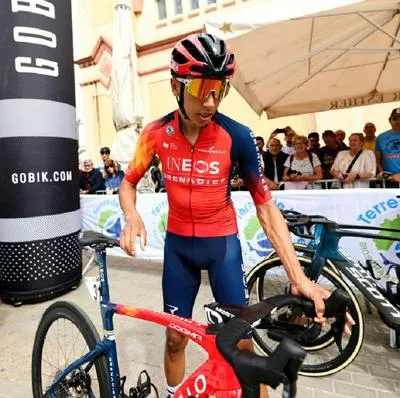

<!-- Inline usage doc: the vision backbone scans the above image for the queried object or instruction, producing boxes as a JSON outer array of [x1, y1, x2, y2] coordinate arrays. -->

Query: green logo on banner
[[374, 216, 400, 260], [244, 215, 272, 257]]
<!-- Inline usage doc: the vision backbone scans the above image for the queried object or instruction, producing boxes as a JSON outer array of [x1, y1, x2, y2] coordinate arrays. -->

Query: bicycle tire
[[32, 301, 111, 397], [246, 255, 364, 377]]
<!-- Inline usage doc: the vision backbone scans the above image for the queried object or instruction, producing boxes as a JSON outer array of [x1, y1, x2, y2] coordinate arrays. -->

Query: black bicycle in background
[[246, 209, 400, 377]]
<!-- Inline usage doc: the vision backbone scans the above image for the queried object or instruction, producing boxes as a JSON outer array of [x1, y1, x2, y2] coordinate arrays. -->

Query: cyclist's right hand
[[119, 212, 147, 256]]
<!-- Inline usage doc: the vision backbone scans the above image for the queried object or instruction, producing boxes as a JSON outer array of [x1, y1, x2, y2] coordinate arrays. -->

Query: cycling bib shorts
[[162, 231, 248, 318]]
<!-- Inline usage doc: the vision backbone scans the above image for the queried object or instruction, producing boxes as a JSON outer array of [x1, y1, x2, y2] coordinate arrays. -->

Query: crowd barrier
[[308, 177, 399, 190], [81, 189, 400, 284]]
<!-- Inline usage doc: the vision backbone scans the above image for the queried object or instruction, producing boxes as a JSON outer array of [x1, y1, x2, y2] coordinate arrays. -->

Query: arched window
[[156, 0, 167, 20], [174, 0, 183, 15], [190, 0, 199, 9]]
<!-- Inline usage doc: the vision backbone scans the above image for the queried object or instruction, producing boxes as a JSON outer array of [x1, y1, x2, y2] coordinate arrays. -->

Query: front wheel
[[32, 301, 110, 397], [246, 256, 364, 377]]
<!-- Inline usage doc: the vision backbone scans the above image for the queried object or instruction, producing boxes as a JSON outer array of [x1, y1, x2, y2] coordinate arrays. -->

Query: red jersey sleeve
[[124, 127, 158, 186]]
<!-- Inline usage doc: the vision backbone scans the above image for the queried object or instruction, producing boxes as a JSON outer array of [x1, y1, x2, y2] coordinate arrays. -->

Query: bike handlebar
[[280, 209, 400, 242], [216, 290, 351, 398]]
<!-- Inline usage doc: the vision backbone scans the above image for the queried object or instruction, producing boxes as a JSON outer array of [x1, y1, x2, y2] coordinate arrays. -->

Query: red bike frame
[[116, 304, 242, 397]]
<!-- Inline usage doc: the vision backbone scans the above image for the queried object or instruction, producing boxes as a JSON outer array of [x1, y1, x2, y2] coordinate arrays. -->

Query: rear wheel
[[32, 301, 110, 397], [246, 255, 364, 376]]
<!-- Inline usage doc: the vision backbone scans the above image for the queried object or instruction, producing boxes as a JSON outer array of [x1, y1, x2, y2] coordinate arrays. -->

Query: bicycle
[[31, 231, 350, 398], [246, 210, 400, 377]]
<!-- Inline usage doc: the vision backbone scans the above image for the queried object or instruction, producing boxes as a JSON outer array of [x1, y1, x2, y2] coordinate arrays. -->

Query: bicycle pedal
[[129, 370, 158, 398]]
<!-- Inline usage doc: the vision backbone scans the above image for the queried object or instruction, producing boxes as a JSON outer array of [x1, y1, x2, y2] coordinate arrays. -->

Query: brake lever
[[300, 289, 350, 352]]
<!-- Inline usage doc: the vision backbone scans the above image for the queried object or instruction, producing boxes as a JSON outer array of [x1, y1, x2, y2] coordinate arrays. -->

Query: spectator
[[150, 155, 165, 192], [79, 159, 105, 194], [282, 135, 322, 190], [104, 159, 125, 194], [97, 146, 111, 172], [331, 133, 376, 188], [319, 130, 341, 179], [263, 137, 289, 190], [97, 146, 121, 172], [255, 136, 266, 170], [376, 107, 400, 176], [230, 163, 248, 191], [335, 130, 349, 150], [363, 122, 377, 152], [308, 132, 320, 155], [281, 127, 296, 155]]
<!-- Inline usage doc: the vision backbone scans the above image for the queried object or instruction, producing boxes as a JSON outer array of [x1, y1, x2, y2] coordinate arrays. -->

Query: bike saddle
[[79, 231, 120, 249]]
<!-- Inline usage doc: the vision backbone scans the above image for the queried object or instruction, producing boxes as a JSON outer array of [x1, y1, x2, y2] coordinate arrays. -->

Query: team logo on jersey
[[166, 126, 175, 136]]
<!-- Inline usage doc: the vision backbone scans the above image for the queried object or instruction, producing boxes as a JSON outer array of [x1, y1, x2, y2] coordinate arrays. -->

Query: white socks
[[167, 383, 182, 397]]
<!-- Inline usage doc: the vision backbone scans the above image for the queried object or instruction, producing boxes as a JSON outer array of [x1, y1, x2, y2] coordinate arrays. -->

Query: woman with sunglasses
[[104, 159, 124, 194], [118, 33, 346, 398]]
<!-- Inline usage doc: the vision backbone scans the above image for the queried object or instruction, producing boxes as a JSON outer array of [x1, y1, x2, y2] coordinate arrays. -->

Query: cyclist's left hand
[[291, 279, 355, 335], [291, 278, 330, 324]]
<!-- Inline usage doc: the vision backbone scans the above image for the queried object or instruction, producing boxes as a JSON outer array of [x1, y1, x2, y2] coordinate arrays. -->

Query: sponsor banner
[[81, 190, 400, 288], [80, 194, 167, 260], [0, 0, 75, 105], [0, 137, 79, 218]]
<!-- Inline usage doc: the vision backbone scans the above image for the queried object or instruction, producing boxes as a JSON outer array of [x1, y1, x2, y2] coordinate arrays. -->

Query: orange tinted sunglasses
[[176, 77, 230, 101]]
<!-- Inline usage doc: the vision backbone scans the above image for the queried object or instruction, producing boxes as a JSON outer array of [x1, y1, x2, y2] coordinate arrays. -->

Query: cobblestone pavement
[[0, 255, 399, 397]]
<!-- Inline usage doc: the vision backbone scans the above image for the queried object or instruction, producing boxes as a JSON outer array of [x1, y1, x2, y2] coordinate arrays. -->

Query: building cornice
[[136, 28, 202, 56], [75, 36, 113, 69], [75, 28, 202, 70]]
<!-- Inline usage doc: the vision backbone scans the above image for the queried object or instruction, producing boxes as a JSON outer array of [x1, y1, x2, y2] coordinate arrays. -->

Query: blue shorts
[[162, 232, 249, 318]]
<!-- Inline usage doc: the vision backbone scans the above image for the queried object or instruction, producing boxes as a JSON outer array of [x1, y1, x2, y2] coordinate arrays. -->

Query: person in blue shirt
[[376, 107, 400, 186], [104, 159, 124, 194]]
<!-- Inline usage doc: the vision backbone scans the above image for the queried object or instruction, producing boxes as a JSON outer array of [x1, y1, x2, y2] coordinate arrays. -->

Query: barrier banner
[[81, 190, 400, 288], [0, 0, 81, 302]]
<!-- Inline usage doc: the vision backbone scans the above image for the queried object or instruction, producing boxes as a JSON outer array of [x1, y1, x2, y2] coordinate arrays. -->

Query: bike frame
[[47, 250, 242, 398], [293, 224, 400, 330]]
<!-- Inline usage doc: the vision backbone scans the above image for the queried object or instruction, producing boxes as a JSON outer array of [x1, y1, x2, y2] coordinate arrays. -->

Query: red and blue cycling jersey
[[124, 110, 271, 237]]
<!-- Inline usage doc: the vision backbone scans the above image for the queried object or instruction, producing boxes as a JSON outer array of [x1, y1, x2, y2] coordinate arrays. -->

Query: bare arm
[[256, 201, 308, 287], [282, 166, 292, 181], [303, 165, 322, 181], [375, 150, 383, 174], [256, 200, 329, 320], [118, 179, 147, 256]]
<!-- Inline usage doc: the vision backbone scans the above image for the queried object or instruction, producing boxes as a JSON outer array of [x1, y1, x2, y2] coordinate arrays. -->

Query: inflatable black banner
[[0, 0, 75, 104], [0, 0, 81, 302]]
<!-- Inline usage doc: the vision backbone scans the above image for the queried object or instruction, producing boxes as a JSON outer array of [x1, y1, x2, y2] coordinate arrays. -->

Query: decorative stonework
[[75, 36, 112, 89]]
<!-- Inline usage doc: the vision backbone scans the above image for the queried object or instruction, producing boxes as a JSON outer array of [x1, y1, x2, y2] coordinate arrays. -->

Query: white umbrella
[[205, 0, 400, 118], [111, 0, 143, 170]]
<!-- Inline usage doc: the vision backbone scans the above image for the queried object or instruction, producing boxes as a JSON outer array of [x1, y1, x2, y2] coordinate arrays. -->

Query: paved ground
[[0, 254, 399, 398]]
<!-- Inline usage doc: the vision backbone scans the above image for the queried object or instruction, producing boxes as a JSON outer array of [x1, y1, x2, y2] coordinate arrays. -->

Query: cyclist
[[119, 33, 337, 397]]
